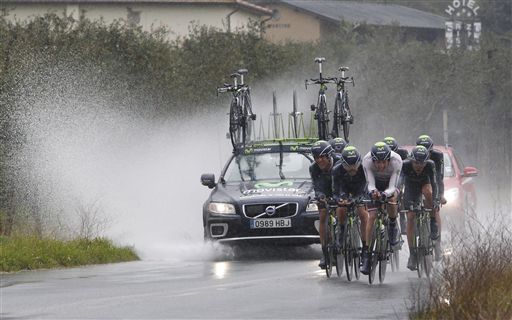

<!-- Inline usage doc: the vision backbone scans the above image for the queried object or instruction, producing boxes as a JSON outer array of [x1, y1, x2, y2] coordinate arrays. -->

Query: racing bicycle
[[314, 198, 343, 278], [217, 69, 256, 150], [365, 197, 401, 284], [305, 58, 336, 141], [332, 67, 354, 142], [409, 201, 434, 278], [338, 197, 363, 281]]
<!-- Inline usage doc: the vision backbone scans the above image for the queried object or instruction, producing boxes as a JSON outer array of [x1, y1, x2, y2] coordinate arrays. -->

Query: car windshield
[[224, 152, 312, 182], [443, 153, 455, 177]]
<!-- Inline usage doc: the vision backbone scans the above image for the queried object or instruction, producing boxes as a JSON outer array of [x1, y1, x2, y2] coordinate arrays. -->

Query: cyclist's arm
[[429, 162, 439, 202], [332, 163, 348, 202], [384, 156, 402, 197], [310, 164, 326, 199], [433, 150, 445, 197], [362, 155, 376, 193]]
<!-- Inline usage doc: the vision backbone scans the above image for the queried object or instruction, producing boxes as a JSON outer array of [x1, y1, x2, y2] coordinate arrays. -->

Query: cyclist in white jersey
[[360, 142, 403, 275]]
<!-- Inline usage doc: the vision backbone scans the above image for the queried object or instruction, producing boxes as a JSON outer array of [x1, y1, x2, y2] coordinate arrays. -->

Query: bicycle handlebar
[[216, 83, 248, 95], [305, 77, 337, 89]]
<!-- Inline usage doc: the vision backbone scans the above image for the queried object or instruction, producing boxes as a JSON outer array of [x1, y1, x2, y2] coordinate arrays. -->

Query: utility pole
[[443, 109, 449, 146]]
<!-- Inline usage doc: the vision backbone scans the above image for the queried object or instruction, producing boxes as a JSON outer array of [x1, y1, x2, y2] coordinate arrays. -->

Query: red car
[[402, 145, 479, 229]]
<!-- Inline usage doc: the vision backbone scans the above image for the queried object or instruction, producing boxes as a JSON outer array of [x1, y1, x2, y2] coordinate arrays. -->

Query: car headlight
[[444, 188, 459, 204], [208, 202, 236, 214], [306, 202, 318, 212]]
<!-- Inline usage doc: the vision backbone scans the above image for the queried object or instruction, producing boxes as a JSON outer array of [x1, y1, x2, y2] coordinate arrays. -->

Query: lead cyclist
[[360, 142, 403, 275]]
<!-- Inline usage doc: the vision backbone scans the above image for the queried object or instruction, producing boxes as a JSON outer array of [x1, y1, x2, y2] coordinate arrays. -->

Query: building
[[0, 0, 448, 43], [260, 0, 447, 43], [0, 0, 273, 41]]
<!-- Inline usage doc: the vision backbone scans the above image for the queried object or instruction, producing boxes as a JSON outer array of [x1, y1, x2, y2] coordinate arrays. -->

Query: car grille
[[243, 203, 298, 219]]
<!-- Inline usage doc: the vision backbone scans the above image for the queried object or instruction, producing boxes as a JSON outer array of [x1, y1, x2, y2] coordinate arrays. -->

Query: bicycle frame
[[305, 58, 336, 140], [410, 202, 433, 278], [217, 70, 255, 150], [332, 67, 354, 142], [366, 198, 394, 284], [340, 199, 364, 281]]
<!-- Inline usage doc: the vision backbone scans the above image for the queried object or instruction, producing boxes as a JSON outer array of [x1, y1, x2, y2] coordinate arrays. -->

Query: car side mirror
[[201, 173, 216, 189], [463, 166, 478, 178]]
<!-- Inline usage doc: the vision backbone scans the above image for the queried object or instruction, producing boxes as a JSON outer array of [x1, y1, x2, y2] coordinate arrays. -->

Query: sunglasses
[[314, 154, 329, 160]]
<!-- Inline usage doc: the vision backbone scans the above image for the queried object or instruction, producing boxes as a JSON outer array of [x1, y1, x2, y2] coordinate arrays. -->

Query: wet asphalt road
[[1, 245, 424, 319]]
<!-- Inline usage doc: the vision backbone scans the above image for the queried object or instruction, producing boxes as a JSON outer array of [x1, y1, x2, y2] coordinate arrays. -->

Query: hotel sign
[[445, 0, 481, 49]]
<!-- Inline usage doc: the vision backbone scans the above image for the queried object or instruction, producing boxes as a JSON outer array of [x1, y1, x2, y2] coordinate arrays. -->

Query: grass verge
[[409, 219, 512, 319], [0, 236, 139, 272]]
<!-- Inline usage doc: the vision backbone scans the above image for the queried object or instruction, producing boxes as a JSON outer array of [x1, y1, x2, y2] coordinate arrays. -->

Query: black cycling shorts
[[403, 177, 431, 209]]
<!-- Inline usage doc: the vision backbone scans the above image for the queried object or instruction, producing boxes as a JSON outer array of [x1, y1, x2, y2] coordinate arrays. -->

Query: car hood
[[213, 179, 314, 204]]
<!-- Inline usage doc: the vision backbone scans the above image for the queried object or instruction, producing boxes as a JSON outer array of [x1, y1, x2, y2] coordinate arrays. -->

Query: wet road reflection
[[1, 244, 422, 319]]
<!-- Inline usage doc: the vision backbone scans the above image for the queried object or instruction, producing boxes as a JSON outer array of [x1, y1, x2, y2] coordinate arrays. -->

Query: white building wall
[[1, 3, 263, 41]]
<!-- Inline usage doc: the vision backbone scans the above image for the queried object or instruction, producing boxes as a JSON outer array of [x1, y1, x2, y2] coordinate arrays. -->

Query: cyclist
[[332, 146, 368, 258], [383, 136, 409, 233], [310, 140, 340, 269], [360, 142, 403, 275], [383, 136, 409, 160], [416, 135, 445, 242], [402, 145, 438, 270], [329, 137, 347, 156]]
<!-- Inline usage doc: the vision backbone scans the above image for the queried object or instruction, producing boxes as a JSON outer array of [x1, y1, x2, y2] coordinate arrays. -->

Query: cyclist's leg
[[406, 210, 418, 270], [404, 181, 421, 270], [422, 183, 439, 239], [361, 206, 376, 274], [356, 205, 368, 246], [386, 190, 401, 245], [336, 206, 347, 245]]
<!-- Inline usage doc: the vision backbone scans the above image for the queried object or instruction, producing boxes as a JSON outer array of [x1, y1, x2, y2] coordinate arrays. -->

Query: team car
[[200, 140, 321, 245]]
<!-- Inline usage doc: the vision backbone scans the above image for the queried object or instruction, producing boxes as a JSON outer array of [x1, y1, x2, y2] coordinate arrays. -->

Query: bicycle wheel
[[344, 224, 353, 281], [229, 99, 242, 148], [243, 94, 254, 143], [420, 220, 433, 278], [332, 95, 342, 138], [368, 226, 379, 284], [342, 96, 351, 142], [352, 222, 362, 280], [336, 225, 344, 278], [325, 219, 334, 278], [378, 228, 388, 284], [415, 221, 423, 278], [317, 97, 329, 140]]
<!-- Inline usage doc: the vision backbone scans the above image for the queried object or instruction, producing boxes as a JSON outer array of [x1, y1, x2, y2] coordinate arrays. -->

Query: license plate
[[250, 218, 291, 229]]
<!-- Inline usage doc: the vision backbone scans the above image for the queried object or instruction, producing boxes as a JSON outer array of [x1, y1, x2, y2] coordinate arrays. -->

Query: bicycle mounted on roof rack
[[332, 66, 355, 142], [305, 58, 355, 142], [305, 57, 337, 141], [217, 69, 256, 150]]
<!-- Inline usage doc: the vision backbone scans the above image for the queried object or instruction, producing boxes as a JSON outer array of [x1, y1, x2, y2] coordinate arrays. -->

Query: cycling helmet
[[340, 146, 361, 166], [416, 135, 434, 152], [411, 145, 429, 163], [371, 142, 391, 161], [329, 137, 347, 153], [383, 136, 398, 152], [311, 140, 333, 158]]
